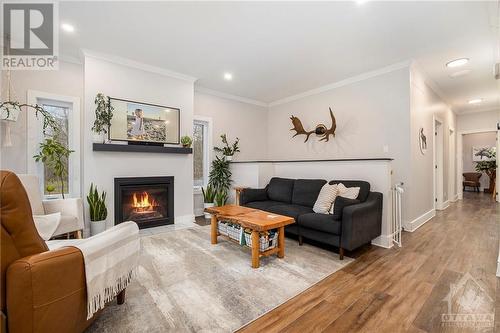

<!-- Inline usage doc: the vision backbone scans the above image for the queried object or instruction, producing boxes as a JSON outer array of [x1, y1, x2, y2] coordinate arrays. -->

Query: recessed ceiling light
[[223, 73, 233, 81], [446, 58, 469, 68], [61, 23, 75, 33], [468, 98, 483, 104], [449, 69, 472, 78]]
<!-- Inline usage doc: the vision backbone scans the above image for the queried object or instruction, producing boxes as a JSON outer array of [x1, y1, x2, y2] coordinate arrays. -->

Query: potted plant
[[87, 183, 108, 235], [33, 138, 74, 199], [214, 189, 228, 207], [202, 185, 216, 219], [181, 135, 193, 148], [475, 149, 497, 194], [214, 134, 240, 161], [208, 156, 232, 195], [92, 93, 114, 143]]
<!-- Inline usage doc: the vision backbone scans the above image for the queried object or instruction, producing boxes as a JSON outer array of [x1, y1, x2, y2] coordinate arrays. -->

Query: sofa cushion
[[292, 179, 326, 207], [329, 180, 370, 202], [267, 178, 295, 203], [245, 200, 285, 211], [266, 204, 313, 220], [313, 183, 338, 214], [298, 213, 341, 235]]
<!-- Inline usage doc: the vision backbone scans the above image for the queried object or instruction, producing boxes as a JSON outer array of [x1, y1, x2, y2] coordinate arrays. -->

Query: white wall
[[267, 66, 412, 222], [408, 64, 456, 230], [457, 109, 499, 132], [83, 55, 195, 232], [462, 132, 497, 190], [0, 62, 84, 173], [194, 91, 268, 161]]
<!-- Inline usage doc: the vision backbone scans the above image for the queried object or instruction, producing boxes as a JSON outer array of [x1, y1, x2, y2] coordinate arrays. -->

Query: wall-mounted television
[[108, 97, 180, 145]]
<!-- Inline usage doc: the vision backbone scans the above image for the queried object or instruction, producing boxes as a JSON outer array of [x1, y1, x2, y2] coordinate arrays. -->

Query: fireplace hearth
[[114, 176, 174, 229]]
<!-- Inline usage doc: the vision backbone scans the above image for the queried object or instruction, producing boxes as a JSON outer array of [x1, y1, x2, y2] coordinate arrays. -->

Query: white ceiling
[[60, 1, 500, 113]]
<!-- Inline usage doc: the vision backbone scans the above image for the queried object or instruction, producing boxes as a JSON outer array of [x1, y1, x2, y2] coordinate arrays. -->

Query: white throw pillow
[[33, 212, 61, 241], [313, 183, 339, 214], [330, 183, 361, 214]]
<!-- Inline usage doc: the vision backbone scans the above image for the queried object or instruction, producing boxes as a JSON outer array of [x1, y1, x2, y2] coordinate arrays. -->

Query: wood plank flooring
[[237, 193, 499, 333]]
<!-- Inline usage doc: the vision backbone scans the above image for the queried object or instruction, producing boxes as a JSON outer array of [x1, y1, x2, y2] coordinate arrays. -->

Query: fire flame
[[132, 192, 158, 212]]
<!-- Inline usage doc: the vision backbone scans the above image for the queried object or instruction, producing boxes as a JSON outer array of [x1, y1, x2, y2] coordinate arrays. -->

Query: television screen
[[108, 98, 180, 144]]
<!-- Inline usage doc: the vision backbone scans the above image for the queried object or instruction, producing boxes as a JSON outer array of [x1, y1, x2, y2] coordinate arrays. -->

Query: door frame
[[456, 127, 497, 201], [433, 116, 445, 210]]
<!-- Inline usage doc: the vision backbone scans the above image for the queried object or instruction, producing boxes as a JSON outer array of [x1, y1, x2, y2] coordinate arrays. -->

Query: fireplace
[[114, 176, 174, 229]]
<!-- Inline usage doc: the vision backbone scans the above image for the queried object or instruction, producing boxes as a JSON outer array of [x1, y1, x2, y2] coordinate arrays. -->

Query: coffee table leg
[[251, 230, 260, 268], [211, 215, 218, 245], [278, 226, 285, 258]]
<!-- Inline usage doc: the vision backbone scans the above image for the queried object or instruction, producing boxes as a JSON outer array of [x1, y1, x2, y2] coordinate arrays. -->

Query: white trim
[[403, 209, 435, 232], [455, 107, 500, 115], [451, 194, 459, 202], [176, 214, 196, 224], [371, 234, 394, 249], [437, 200, 450, 211], [81, 49, 198, 83], [410, 61, 454, 112], [193, 115, 213, 187], [433, 116, 444, 210], [195, 86, 268, 107], [27, 90, 81, 198], [269, 60, 412, 107]]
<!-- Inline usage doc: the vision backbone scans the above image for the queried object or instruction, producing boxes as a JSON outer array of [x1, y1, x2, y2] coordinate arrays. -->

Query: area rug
[[86, 225, 353, 333]]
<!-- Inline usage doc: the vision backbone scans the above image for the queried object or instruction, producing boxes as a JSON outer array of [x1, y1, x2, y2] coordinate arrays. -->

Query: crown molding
[[194, 86, 268, 107], [455, 107, 500, 115], [81, 49, 198, 83], [268, 60, 412, 107]]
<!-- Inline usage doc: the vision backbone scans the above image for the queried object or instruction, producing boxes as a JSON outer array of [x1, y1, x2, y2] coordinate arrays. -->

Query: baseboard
[[175, 214, 196, 224], [450, 194, 459, 202], [371, 234, 393, 248], [437, 200, 450, 211], [403, 209, 435, 232]]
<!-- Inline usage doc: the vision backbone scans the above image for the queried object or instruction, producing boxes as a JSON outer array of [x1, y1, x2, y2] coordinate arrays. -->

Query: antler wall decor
[[290, 107, 337, 143]]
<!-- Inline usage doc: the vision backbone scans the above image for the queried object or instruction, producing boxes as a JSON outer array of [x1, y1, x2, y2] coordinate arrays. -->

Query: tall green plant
[[214, 134, 240, 157], [87, 183, 108, 221], [208, 156, 232, 194], [214, 189, 228, 207], [92, 93, 114, 141], [33, 138, 74, 199], [202, 185, 216, 203], [475, 149, 497, 192]]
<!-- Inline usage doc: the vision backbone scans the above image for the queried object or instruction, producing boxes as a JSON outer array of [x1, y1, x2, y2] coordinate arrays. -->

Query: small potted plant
[[214, 134, 240, 161], [202, 185, 216, 219], [214, 189, 228, 207], [92, 93, 114, 143], [87, 183, 108, 235], [181, 135, 193, 148]]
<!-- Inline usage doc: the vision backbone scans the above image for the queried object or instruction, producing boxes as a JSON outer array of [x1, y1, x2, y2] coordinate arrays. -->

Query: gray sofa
[[240, 177, 383, 259]]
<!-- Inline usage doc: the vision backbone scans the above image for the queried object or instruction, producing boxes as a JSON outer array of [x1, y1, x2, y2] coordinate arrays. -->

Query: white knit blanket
[[47, 221, 140, 319]]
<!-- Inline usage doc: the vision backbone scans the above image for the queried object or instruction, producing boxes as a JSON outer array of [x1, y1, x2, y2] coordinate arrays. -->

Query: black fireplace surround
[[114, 176, 174, 229]]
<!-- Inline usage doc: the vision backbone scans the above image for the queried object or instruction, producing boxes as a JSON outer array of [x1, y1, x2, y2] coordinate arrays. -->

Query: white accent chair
[[18, 174, 84, 238]]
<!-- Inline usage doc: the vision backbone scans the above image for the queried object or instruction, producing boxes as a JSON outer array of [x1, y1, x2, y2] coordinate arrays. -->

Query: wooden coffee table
[[204, 205, 295, 268]]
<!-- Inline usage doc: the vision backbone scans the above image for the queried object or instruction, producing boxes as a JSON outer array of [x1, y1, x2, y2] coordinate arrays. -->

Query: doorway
[[434, 118, 445, 210]]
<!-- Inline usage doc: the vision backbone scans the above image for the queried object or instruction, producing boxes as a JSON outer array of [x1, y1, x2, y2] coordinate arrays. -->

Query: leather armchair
[[1, 171, 92, 333], [18, 174, 84, 238]]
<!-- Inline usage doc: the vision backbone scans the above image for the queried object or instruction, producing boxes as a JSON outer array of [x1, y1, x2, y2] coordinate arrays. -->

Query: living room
[[1, 1, 499, 332]]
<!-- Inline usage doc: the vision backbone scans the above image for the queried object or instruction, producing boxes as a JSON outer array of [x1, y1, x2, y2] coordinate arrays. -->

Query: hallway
[[238, 192, 499, 332]]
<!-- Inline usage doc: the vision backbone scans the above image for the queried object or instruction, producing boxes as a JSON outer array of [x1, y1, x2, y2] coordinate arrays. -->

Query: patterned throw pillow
[[313, 183, 339, 214], [330, 183, 360, 214]]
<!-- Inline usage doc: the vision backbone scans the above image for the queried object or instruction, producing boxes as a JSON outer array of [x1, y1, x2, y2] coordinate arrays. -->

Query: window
[[27, 90, 81, 199], [193, 119, 210, 187], [40, 102, 70, 196]]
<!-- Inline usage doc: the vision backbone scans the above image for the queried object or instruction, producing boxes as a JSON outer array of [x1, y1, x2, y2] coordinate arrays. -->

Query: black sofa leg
[[298, 234, 303, 246], [339, 247, 344, 260]]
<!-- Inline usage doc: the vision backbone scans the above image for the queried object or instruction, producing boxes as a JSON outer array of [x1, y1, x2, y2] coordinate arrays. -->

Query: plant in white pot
[[214, 134, 240, 161], [87, 183, 108, 235], [202, 185, 216, 219]]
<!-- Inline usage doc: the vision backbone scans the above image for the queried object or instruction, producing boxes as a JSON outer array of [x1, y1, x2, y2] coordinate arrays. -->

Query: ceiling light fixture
[[61, 23, 75, 33], [468, 98, 483, 104], [445, 58, 469, 68], [223, 73, 233, 81]]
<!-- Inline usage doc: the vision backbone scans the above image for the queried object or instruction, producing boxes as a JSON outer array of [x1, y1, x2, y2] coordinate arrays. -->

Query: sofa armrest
[[240, 188, 268, 205], [340, 192, 383, 251], [43, 198, 84, 230], [331, 197, 360, 220], [6, 247, 92, 333]]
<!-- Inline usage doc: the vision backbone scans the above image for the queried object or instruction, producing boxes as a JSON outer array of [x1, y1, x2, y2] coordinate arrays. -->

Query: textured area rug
[[86, 226, 353, 332]]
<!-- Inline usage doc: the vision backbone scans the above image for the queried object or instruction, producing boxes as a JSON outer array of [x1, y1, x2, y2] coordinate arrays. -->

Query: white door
[[434, 119, 444, 209]]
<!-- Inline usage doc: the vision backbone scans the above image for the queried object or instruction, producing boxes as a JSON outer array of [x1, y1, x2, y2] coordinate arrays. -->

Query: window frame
[[27, 90, 81, 199], [192, 115, 212, 191]]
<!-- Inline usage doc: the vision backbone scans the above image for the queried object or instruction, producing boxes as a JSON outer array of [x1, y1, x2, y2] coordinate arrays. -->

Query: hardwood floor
[[237, 193, 499, 333]]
